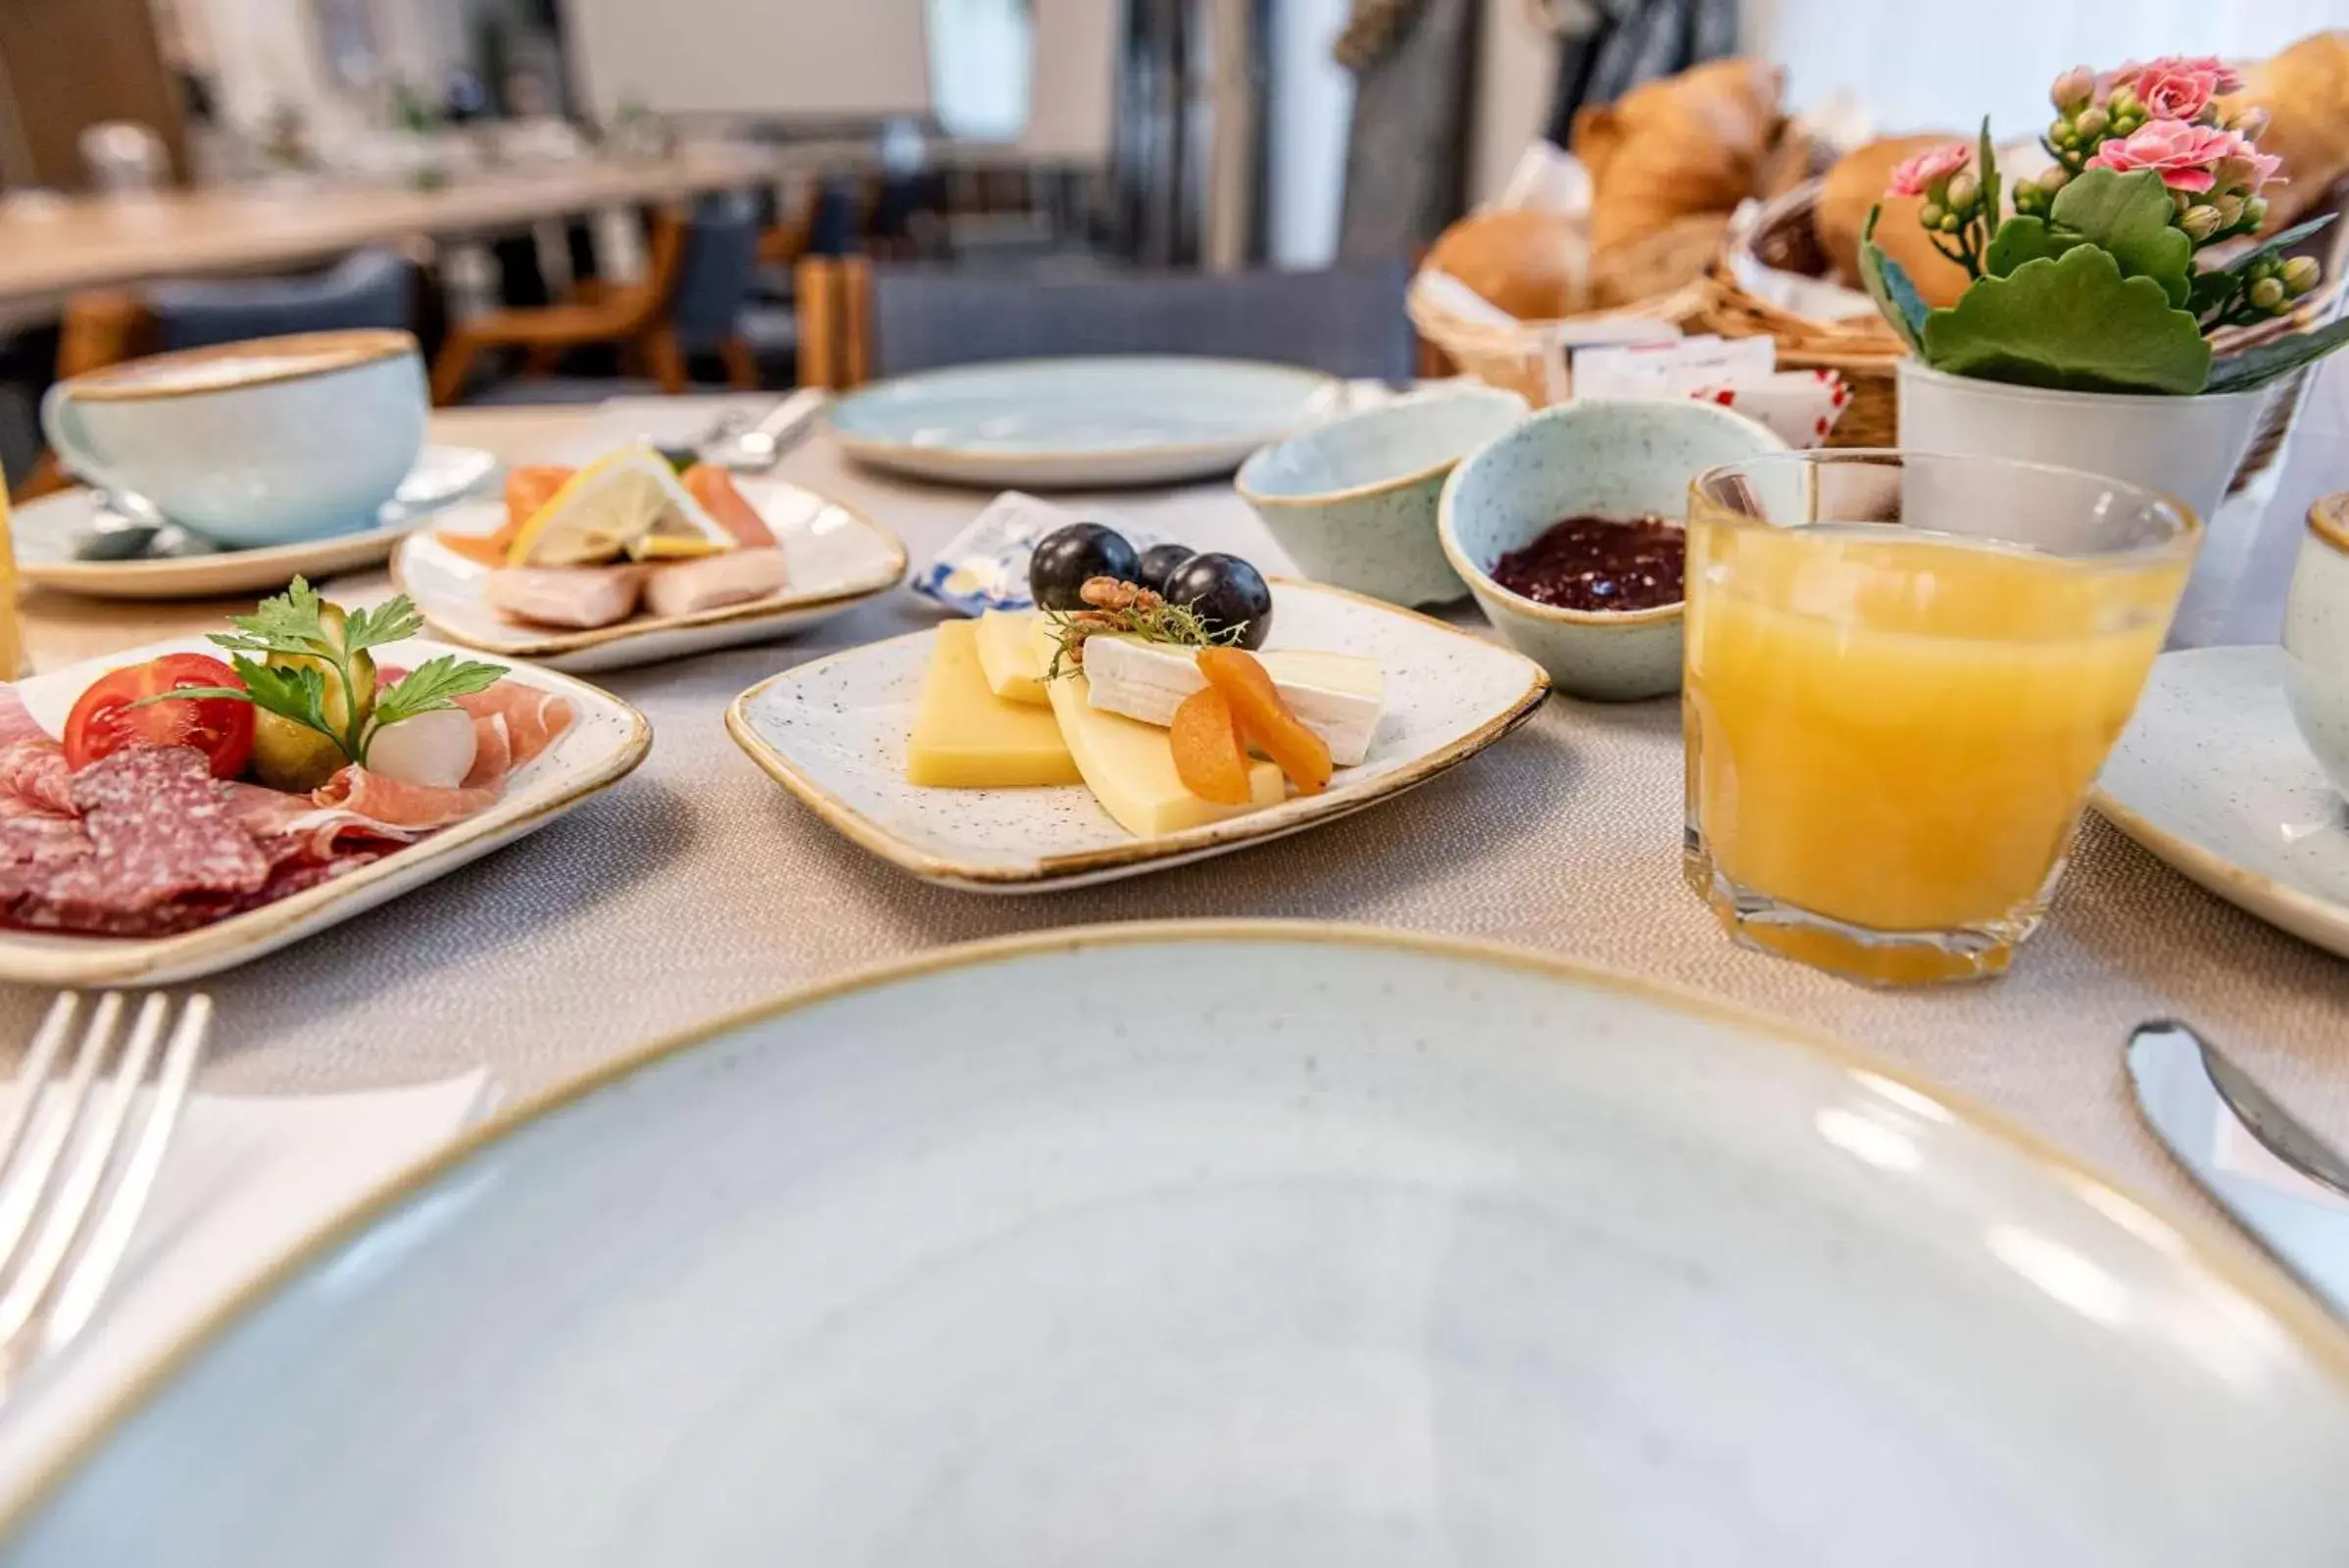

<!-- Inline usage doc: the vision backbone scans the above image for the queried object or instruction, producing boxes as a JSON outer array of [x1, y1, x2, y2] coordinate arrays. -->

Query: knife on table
[[2129, 1019, 2349, 1317]]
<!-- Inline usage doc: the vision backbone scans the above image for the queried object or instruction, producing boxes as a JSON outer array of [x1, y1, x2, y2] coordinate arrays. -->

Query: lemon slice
[[503, 448, 734, 567]]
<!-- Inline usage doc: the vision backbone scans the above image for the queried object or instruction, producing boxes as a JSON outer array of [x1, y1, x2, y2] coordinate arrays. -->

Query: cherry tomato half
[[63, 654, 255, 780]]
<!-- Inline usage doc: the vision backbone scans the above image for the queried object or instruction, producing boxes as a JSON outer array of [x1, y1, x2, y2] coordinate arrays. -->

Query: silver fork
[[0, 993, 211, 1390]]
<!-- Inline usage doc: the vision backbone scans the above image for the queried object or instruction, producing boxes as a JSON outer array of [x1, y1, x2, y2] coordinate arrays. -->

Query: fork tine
[[44, 996, 211, 1349], [0, 996, 167, 1349], [0, 994, 122, 1273], [0, 997, 80, 1185]]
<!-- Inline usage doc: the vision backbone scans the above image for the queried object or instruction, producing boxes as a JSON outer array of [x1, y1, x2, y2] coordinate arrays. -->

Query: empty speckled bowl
[[1439, 400, 1786, 701], [1237, 388, 1527, 607]]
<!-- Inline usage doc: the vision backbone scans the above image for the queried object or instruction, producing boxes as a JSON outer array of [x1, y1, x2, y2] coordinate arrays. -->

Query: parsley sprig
[[146, 577, 507, 768]]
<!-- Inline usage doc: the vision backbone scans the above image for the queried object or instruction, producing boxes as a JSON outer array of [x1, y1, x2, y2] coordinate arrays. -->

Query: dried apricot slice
[[1170, 686, 1254, 804], [1198, 646, 1333, 796]]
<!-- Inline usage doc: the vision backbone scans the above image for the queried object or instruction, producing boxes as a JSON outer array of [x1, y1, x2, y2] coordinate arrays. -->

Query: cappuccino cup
[[41, 329, 427, 549]]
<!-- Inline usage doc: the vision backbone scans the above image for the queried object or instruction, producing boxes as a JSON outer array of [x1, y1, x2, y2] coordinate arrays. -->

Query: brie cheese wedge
[[1079, 635, 1385, 767]]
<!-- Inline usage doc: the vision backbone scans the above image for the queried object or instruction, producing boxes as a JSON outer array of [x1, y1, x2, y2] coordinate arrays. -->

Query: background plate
[[7, 923, 2348, 1566], [827, 357, 1334, 488]]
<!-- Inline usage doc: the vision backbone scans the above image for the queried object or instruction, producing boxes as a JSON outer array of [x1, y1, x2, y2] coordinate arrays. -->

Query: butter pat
[[906, 620, 1082, 788], [974, 609, 1050, 706], [1079, 636, 1386, 766], [1044, 664, 1284, 837]]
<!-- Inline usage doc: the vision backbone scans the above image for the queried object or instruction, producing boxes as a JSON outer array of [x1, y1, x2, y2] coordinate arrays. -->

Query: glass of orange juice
[[1683, 450, 2197, 985]]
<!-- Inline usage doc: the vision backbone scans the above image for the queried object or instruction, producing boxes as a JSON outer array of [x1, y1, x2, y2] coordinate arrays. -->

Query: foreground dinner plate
[[8, 921, 2349, 1566], [2092, 645, 2349, 959], [14, 447, 497, 601], [828, 356, 1335, 488], [0, 635, 647, 987], [392, 476, 906, 672], [726, 582, 1549, 890]]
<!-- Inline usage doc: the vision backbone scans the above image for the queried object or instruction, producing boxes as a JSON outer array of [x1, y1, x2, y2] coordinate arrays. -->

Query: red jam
[[1490, 514, 1685, 612]]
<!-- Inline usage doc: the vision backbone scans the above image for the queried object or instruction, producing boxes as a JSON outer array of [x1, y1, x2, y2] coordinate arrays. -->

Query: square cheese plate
[[725, 581, 1549, 892], [0, 634, 648, 987], [392, 477, 906, 673]]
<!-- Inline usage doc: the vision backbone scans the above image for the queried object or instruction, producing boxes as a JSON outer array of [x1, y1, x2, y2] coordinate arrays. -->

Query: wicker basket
[[1405, 269, 1709, 408], [1690, 179, 1906, 448]]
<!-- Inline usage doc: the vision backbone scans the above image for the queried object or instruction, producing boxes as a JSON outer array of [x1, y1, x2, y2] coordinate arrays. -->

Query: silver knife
[[2128, 1019, 2349, 1317]]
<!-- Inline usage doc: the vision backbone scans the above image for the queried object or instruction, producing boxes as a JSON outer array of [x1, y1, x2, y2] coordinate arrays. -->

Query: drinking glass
[[1682, 450, 2198, 985]]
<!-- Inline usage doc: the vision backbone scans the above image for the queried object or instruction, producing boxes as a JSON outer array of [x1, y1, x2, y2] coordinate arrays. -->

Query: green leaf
[[211, 575, 338, 661], [231, 656, 340, 746], [1859, 208, 1928, 353], [2188, 268, 2242, 318], [368, 656, 509, 730], [2206, 316, 2349, 393], [1920, 246, 2212, 394], [2212, 214, 2338, 286], [1983, 216, 2089, 277], [2048, 169, 2194, 308], [340, 596, 426, 655], [1975, 117, 2001, 252]]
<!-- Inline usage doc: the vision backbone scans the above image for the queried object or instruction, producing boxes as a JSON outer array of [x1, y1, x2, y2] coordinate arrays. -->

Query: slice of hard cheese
[[906, 620, 1081, 788], [974, 609, 1050, 707], [1044, 667, 1286, 837]]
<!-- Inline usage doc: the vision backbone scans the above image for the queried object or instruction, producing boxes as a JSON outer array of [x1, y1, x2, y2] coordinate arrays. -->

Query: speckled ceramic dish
[[2282, 495, 2349, 797], [2093, 645, 2349, 960], [11, 920, 2349, 1567], [1236, 387, 1525, 607], [392, 477, 905, 673], [0, 635, 648, 987], [726, 582, 1548, 891], [1439, 399, 1785, 701]]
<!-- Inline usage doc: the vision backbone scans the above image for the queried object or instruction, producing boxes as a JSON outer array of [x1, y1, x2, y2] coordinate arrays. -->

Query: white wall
[[558, 0, 932, 120], [1466, 0, 1560, 205], [1266, 0, 1352, 267]]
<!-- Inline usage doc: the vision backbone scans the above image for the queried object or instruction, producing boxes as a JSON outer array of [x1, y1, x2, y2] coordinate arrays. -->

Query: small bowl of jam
[[1439, 399, 1785, 699]]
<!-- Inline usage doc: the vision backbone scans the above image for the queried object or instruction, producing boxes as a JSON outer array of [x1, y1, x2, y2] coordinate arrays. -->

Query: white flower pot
[[1896, 359, 2266, 525]]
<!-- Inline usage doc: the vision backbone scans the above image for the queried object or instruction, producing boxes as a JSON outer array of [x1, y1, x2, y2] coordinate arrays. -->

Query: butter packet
[[915, 491, 1165, 616]]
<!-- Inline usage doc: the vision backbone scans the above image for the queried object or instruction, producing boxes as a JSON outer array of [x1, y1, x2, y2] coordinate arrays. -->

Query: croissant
[[1423, 208, 1587, 320], [1815, 134, 1977, 309], [1573, 59, 1785, 256], [2220, 30, 2349, 234]]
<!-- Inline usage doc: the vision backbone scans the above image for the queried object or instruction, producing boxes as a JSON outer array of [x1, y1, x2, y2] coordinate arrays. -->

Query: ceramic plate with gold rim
[[9, 919, 2349, 1566], [391, 477, 906, 673], [726, 581, 1549, 891], [0, 634, 647, 987], [2092, 644, 2349, 958]]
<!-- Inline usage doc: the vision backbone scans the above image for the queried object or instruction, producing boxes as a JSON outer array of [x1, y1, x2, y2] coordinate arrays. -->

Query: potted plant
[[1863, 57, 2349, 522]]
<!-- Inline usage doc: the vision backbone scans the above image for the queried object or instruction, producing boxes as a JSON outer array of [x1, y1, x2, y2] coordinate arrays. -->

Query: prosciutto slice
[[312, 767, 498, 830], [456, 685, 570, 775]]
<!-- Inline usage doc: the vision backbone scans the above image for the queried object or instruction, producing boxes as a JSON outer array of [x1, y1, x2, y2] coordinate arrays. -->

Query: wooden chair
[[793, 258, 1419, 392], [430, 197, 764, 405]]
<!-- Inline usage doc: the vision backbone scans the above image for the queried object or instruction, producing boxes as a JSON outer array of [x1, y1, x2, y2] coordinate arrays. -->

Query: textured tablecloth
[[5, 402, 2347, 1229]]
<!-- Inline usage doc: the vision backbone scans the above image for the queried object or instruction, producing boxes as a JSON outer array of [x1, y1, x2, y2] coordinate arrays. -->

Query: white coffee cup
[[41, 329, 427, 549], [2282, 495, 2349, 799]]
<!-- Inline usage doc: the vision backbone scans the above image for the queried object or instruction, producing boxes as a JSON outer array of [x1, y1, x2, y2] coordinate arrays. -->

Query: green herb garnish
[[1043, 585, 1244, 681], [142, 576, 507, 768]]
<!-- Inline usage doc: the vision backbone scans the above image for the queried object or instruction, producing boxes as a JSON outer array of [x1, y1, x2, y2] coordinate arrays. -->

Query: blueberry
[[1137, 543, 1196, 598], [1028, 523, 1141, 611], [1162, 552, 1273, 650]]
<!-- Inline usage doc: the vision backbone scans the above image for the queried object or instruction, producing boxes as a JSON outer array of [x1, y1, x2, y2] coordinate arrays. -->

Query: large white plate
[[2092, 644, 2349, 959], [0, 634, 648, 987], [726, 582, 1549, 890], [7, 921, 2349, 1566], [391, 476, 906, 673], [14, 447, 497, 601], [827, 356, 1336, 488]]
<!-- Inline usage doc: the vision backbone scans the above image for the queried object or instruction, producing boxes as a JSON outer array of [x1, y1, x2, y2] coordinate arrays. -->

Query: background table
[[9, 387, 2349, 1230]]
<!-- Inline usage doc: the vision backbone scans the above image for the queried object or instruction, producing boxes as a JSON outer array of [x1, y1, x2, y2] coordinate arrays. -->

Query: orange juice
[[1684, 518, 2186, 982], [0, 484, 19, 679]]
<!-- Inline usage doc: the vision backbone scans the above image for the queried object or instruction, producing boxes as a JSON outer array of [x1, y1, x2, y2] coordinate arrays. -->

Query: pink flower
[[2112, 55, 2244, 121], [2088, 121, 2247, 193], [1884, 142, 1971, 199]]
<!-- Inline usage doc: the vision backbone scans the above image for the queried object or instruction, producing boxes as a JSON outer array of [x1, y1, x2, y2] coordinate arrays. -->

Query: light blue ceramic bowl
[[1439, 400, 1786, 701], [1236, 388, 1527, 607]]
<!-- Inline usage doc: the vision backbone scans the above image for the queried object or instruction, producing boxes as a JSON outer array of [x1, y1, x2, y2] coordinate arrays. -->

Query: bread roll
[[2221, 30, 2349, 233], [1423, 207, 1586, 320], [1815, 133, 1976, 309], [1589, 213, 1731, 308], [1573, 59, 1785, 256]]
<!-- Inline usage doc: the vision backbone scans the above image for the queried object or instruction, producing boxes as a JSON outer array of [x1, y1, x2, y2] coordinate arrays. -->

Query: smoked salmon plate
[[0, 579, 648, 987], [393, 449, 905, 673]]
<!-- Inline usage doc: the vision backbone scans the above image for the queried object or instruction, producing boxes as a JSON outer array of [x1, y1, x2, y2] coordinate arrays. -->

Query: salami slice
[[0, 748, 270, 933]]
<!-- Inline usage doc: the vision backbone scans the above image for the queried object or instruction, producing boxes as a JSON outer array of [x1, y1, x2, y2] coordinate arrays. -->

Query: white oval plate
[[8, 921, 2349, 1566], [726, 582, 1549, 890], [828, 356, 1336, 488], [14, 447, 497, 601], [2092, 644, 2349, 958], [0, 634, 647, 987], [390, 477, 906, 673]]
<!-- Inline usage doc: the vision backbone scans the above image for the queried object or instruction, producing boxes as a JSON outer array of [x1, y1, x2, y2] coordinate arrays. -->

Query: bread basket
[[1406, 270, 1709, 408]]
